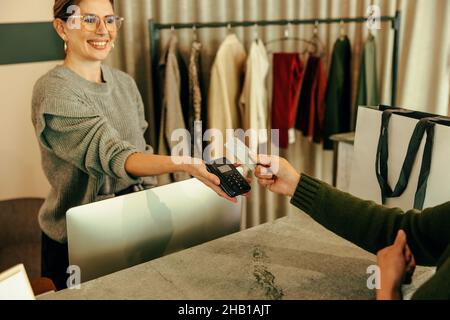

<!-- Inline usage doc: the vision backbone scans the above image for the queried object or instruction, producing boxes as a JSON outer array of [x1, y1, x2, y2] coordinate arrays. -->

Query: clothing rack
[[148, 12, 401, 149], [149, 11, 401, 109]]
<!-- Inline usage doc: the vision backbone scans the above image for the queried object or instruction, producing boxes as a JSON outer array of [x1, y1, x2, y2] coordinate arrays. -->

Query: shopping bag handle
[[379, 105, 450, 125], [375, 109, 436, 209]]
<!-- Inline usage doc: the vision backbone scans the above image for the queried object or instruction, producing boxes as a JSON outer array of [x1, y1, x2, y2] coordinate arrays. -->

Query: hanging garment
[[323, 36, 352, 150], [157, 35, 191, 184], [207, 34, 247, 158], [354, 35, 380, 129], [179, 52, 191, 133], [239, 39, 270, 147], [188, 40, 205, 158], [295, 55, 327, 143], [271, 53, 304, 149]]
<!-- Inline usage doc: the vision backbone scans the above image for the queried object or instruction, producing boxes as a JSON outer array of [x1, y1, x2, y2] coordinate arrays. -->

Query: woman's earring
[[111, 42, 115, 49], [64, 41, 68, 52]]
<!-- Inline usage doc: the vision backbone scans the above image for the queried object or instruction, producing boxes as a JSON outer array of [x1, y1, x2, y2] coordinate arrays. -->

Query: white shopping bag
[[349, 106, 450, 211]]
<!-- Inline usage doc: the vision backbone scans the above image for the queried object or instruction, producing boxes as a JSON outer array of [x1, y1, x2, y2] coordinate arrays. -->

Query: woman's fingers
[[219, 192, 238, 203], [191, 164, 237, 203], [200, 167, 220, 185], [199, 177, 237, 203], [209, 182, 237, 203]]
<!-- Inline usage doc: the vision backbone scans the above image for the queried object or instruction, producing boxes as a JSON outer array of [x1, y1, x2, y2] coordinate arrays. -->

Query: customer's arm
[[290, 173, 450, 265], [255, 155, 450, 300], [255, 155, 450, 266]]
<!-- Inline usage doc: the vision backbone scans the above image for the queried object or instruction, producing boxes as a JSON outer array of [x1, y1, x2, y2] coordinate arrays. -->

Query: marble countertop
[[40, 211, 389, 300]]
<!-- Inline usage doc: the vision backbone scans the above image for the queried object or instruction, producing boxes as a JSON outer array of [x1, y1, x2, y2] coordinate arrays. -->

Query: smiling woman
[[31, 0, 235, 291], [53, 0, 117, 70]]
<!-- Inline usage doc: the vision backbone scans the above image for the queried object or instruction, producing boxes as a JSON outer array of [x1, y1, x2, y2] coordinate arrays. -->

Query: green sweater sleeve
[[290, 174, 450, 266], [411, 258, 450, 300], [290, 174, 450, 299]]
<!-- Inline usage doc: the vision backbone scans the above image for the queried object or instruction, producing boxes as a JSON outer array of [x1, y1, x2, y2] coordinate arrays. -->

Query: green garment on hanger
[[323, 36, 352, 150], [354, 35, 380, 129]]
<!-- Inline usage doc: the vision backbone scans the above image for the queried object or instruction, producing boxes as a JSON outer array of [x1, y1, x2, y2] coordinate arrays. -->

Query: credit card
[[224, 138, 257, 172]]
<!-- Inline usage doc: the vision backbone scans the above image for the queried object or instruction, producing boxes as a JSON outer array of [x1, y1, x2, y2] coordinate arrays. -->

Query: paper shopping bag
[[349, 106, 450, 211]]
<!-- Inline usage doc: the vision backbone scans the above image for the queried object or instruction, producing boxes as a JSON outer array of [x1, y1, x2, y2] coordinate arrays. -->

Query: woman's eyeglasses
[[65, 14, 124, 32]]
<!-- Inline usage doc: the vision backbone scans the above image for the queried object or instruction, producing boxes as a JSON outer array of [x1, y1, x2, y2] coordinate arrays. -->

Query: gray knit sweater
[[31, 64, 157, 243]]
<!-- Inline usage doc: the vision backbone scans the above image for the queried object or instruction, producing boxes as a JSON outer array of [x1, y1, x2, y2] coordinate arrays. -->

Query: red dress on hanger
[[271, 53, 304, 149]]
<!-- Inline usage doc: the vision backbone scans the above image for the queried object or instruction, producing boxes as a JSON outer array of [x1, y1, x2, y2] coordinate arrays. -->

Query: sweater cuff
[[110, 148, 141, 185], [290, 174, 322, 214]]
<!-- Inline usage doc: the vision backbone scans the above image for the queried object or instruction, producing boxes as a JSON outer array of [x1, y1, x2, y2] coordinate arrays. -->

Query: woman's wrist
[[171, 156, 190, 173], [172, 156, 201, 175]]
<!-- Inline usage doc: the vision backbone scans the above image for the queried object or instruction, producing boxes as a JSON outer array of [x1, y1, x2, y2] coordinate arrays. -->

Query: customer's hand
[[186, 159, 238, 203], [376, 230, 416, 300], [254, 155, 300, 197]]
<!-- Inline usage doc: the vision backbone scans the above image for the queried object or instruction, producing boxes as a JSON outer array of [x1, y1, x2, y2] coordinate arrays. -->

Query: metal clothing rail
[[148, 11, 401, 138]]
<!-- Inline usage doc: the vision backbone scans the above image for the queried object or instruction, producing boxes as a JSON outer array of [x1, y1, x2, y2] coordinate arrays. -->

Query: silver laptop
[[66, 178, 242, 283]]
